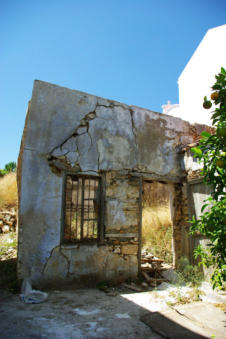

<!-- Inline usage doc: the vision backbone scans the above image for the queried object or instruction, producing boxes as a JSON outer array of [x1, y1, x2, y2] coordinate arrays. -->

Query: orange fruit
[[211, 92, 219, 100], [203, 101, 212, 109]]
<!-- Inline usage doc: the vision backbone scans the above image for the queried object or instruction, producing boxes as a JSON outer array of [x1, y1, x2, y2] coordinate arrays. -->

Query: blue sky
[[0, 0, 225, 168]]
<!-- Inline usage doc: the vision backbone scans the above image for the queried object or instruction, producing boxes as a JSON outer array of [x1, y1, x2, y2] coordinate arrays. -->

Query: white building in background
[[163, 24, 226, 126]]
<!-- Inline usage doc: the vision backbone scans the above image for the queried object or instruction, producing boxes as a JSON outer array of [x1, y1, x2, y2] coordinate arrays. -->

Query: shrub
[[177, 257, 203, 286]]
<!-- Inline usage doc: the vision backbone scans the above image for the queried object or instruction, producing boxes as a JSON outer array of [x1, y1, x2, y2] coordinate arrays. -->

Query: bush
[[0, 162, 16, 177]]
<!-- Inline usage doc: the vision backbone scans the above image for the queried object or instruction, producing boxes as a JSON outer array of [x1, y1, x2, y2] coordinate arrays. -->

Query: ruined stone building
[[17, 80, 212, 286]]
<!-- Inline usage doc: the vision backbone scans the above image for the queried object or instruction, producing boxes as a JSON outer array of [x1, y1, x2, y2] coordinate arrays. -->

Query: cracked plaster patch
[[107, 200, 127, 225], [43, 246, 69, 280], [65, 152, 78, 167], [49, 100, 138, 171], [97, 132, 135, 170]]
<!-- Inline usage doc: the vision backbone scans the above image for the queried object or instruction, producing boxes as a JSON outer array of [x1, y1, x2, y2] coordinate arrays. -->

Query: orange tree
[[190, 67, 226, 288]]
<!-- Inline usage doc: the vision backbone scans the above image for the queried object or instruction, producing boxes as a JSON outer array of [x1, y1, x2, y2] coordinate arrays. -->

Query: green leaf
[[211, 111, 220, 119], [201, 131, 211, 138], [201, 203, 209, 213], [212, 84, 222, 90], [220, 67, 226, 75], [191, 147, 202, 158]]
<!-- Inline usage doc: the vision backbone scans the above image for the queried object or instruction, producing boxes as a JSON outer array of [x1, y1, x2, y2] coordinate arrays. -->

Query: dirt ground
[[0, 283, 225, 339], [0, 287, 162, 339], [0, 232, 225, 338]]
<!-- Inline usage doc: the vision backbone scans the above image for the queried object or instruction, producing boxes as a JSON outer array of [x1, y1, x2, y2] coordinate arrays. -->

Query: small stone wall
[[43, 244, 138, 286]]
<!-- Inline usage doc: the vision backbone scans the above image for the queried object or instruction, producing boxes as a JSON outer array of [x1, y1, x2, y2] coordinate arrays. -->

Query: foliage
[[0, 161, 16, 177], [190, 67, 226, 288], [177, 256, 203, 287], [167, 287, 204, 306], [0, 232, 17, 258], [0, 232, 19, 292]]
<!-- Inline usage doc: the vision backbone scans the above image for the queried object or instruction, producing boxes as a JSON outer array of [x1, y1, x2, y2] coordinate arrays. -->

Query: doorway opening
[[142, 181, 173, 264]]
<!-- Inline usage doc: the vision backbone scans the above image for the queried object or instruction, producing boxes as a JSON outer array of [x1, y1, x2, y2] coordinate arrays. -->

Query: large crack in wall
[[42, 241, 138, 284], [47, 100, 139, 175]]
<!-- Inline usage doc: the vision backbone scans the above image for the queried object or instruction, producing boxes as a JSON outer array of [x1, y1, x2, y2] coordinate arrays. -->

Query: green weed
[[177, 257, 204, 286]]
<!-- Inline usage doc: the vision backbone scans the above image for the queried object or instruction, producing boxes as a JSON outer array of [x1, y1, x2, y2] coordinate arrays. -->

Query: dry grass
[[214, 303, 226, 311], [142, 205, 173, 263], [0, 172, 17, 209]]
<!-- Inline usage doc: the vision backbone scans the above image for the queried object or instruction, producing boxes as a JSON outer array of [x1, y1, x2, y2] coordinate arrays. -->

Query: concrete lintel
[[187, 177, 203, 184], [129, 172, 182, 183], [105, 233, 138, 238]]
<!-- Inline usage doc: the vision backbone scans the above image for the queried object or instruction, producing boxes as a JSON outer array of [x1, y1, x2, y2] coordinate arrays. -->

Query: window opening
[[64, 175, 100, 243]]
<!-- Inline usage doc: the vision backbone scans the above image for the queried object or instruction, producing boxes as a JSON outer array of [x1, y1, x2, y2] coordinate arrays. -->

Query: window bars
[[64, 175, 100, 243]]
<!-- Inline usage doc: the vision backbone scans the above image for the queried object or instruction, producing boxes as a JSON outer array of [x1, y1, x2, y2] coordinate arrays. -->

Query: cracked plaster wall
[[17, 80, 206, 286]]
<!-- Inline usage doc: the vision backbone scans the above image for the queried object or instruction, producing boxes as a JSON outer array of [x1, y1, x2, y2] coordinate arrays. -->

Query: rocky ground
[[0, 233, 17, 260], [0, 208, 17, 234]]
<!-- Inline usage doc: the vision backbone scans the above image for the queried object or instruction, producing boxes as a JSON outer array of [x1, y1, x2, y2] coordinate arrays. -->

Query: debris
[[0, 209, 17, 232], [20, 278, 48, 304], [122, 283, 143, 292], [141, 282, 149, 288], [141, 251, 170, 286], [161, 267, 179, 284], [106, 288, 118, 297], [142, 271, 153, 284], [2, 225, 10, 233]]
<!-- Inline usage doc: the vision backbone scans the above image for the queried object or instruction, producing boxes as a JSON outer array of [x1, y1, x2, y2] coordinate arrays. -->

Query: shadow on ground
[[1, 284, 225, 339]]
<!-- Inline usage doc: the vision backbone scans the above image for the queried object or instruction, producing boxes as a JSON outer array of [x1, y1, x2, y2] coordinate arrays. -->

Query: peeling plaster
[[107, 200, 127, 225]]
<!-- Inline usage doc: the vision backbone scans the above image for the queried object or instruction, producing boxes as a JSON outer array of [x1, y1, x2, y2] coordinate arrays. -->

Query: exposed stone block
[[121, 244, 138, 255]]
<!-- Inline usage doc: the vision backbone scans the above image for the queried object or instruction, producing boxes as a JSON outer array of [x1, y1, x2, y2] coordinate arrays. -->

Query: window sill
[[61, 242, 99, 249], [60, 244, 79, 249]]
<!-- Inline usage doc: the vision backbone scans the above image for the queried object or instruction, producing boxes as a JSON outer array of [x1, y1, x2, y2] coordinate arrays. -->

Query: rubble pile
[[0, 209, 17, 233], [141, 250, 171, 287]]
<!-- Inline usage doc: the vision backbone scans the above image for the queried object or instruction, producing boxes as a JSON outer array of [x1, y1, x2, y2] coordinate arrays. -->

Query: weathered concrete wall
[[17, 80, 206, 286], [186, 180, 212, 263]]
